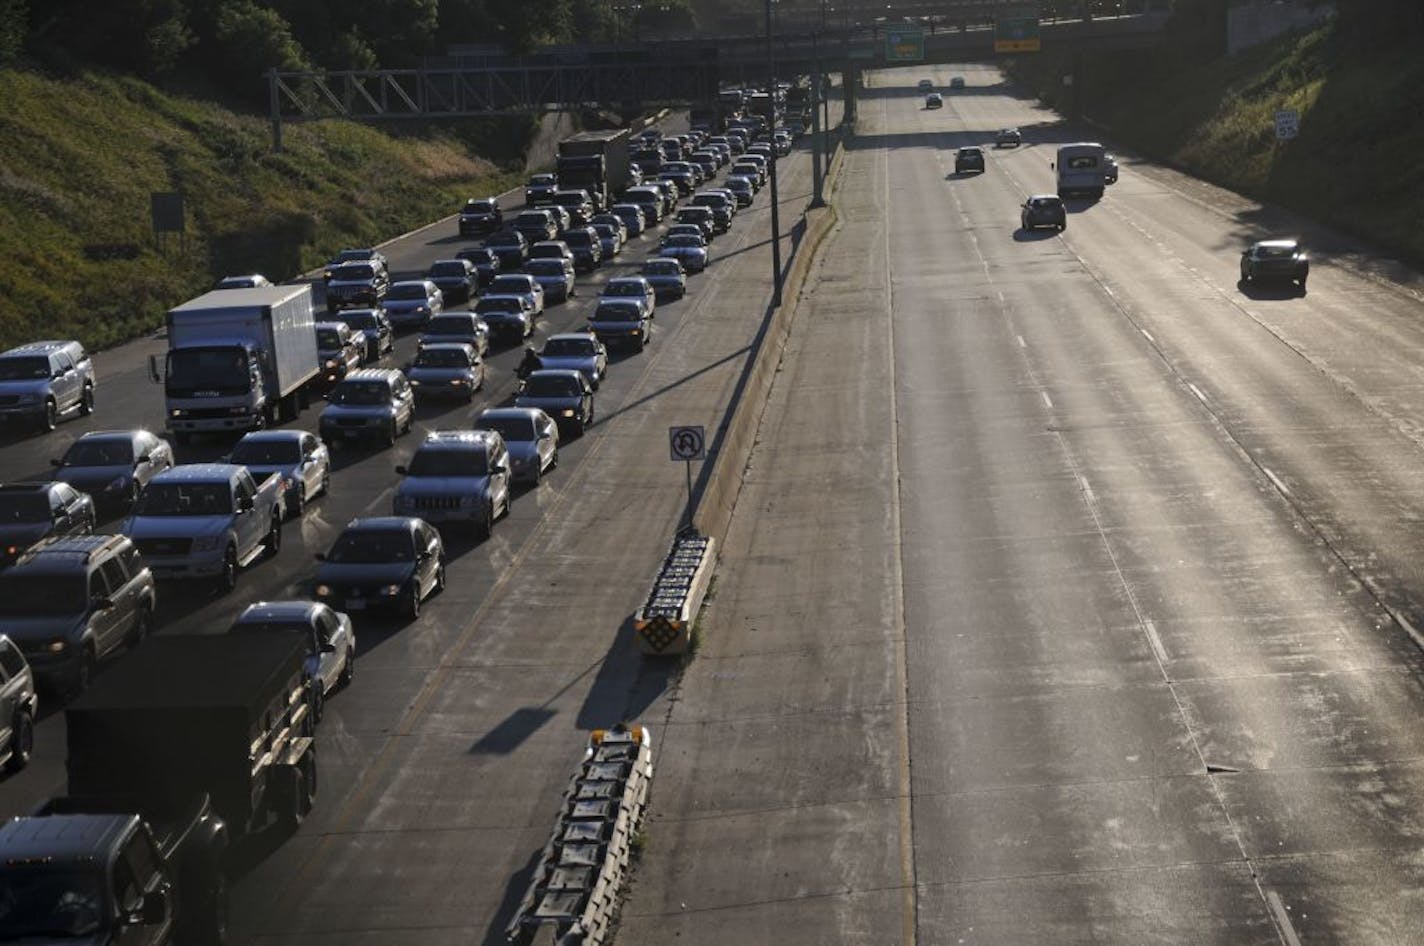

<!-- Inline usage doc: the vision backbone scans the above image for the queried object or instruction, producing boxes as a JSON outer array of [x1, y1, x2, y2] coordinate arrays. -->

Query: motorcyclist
[[515, 346, 543, 380]]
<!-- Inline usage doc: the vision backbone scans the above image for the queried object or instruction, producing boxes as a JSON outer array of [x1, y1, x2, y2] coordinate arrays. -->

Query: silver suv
[[393, 431, 511, 537], [0, 340, 95, 432], [0, 635, 37, 773], [0, 534, 157, 696]]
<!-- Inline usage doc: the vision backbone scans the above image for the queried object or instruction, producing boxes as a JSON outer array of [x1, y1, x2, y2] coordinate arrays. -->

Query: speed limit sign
[[669, 425, 706, 462]]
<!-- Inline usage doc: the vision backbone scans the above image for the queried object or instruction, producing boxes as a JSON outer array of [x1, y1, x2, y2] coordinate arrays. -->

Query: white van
[[1054, 142, 1107, 200]]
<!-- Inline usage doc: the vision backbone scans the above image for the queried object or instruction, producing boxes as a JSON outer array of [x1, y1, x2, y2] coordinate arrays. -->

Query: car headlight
[[409, 379, 422, 386], [47, 639, 67, 653], [315, 584, 333, 598], [381, 584, 402, 597], [325, 359, 339, 369], [450, 378, 466, 386], [170, 408, 187, 418], [561, 408, 576, 418], [192, 535, 223, 552]]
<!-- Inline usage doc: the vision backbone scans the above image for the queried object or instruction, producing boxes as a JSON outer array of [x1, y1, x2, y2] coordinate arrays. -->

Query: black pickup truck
[[0, 636, 319, 945]]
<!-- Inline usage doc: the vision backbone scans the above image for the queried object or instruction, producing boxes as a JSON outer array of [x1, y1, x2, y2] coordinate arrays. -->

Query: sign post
[[884, 25, 924, 63], [1274, 109, 1300, 142], [995, 6, 1041, 53], [668, 425, 706, 530]]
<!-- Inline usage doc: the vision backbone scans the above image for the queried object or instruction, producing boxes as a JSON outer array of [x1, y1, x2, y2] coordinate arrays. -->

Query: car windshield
[[408, 449, 487, 476], [526, 261, 565, 276], [604, 282, 644, 296], [0, 493, 49, 523], [316, 329, 344, 349], [476, 416, 537, 441], [530, 175, 555, 185], [553, 194, 585, 206], [466, 201, 495, 212], [594, 225, 617, 238], [0, 866, 106, 937], [134, 482, 231, 515], [542, 338, 594, 357], [0, 357, 51, 381], [424, 317, 473, 336], [429, 262, 467, 277], [665, 236, 702, 248], [593, 303, 640, 321], [232, 620, 312, 642], [387, 284, 429, 301], [326, 529, 415, 564], [491, 277, 529, 292], [63, 438, 133, 466], [1257, 244, 1297, 259], [524, 375, 583, 397], [959, 149, 981, 157], [1065, 155, 1099, 169], [459, 250, 496, 264], [329, 381, 391, 406], [414, 349, 472, 368], [516, 213, 549, 225], [477, 298, 521, 313], [643, 261, 680, 276], [230, 439, 302, 465], [487, 232, 520, 246], [564, 233, 592, 247], [333, 264, 374, 280]]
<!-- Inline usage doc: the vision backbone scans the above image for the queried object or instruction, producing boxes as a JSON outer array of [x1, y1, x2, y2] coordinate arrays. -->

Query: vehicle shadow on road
[[1236, 279, 1307, 300], [1012, 228, 1060, 242]]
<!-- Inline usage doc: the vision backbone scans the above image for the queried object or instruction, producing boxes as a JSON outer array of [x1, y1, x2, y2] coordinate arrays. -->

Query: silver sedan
[[473, 407, 560, 486], [224, 429, 331, 518]]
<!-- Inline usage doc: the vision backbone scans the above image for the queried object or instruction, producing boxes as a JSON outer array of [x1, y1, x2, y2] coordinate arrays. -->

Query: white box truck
[[151, 285, 320, 443]]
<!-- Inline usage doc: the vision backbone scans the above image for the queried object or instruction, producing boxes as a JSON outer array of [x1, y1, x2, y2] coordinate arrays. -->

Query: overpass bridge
[[264, 10, 1169, 149]]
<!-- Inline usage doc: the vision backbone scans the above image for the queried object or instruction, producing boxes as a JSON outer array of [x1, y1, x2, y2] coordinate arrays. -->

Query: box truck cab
[[1054, 142, 1107, 200], [152, 286, 320, 444]]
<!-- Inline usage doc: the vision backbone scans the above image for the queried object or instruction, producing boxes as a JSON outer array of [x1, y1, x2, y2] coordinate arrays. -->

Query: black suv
[[0, 482, 95, 568], [323, 248, 389, 284], [325, 261, 391, 313], [955, 147, 985, 174], [525, 174, 558, 206], [459, 198, 503, 236], [0, 534, 157, 694]]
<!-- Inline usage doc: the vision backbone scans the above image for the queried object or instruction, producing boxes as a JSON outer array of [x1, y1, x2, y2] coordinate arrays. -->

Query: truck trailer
[[557, 130, 632, 213], [153, 285, 320, 443]]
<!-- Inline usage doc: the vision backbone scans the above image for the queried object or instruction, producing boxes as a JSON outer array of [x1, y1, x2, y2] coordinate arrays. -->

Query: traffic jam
[[0, 89, 805, 943]]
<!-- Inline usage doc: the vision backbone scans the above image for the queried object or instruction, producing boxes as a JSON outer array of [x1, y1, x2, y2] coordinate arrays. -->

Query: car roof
[[391, 279, 435, 290], [16, 533, 129, 570], [477, 407, 548, 423], [1254, 239, 1299, 249], [1029, 194, 1062, 202], [236, 429, 307, 443], [527, 369, 585, 381], [416, 430, 500, 451], [546, 332, 598, 344], [236, 600, 320, 623], [0, 814, 134, 862], [342, 368, 401, 383], [1, 340, 81, 358], [343, 516, 423, 534], [417, 342, 478, 355], [152, 463, 240, 482], [73, 429, 144, 443]]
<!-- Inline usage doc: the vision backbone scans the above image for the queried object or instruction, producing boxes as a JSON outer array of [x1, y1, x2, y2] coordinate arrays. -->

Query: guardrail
[[506, 726, 655, 946], [634, 529, 716, 656]]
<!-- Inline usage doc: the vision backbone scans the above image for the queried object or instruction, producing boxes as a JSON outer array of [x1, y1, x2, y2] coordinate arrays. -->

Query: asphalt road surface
[[620, 66, 1424, 945], [0, 107, 842, 943]]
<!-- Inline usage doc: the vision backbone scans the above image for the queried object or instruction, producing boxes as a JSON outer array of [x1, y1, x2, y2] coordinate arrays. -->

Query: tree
[[0, 0, 26, 62], [212, 0, 309, 103]]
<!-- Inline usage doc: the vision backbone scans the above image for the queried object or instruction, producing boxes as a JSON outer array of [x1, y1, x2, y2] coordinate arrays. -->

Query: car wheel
[[79, 385, 94, 416], [338, 649, 355, 688], [384, 420, 398, 447], [40, 399, 57, 432], [5, 710, 34, 773], [406, 585, 422, 620], [310, 681, 324, 724], [218, 546, 238, 593], [267, 515, 283, 557], [129, 606, 152, 650], [289, 483, 305, 518], [433, 563, 446, 595], [477, 503, 494, 540], [72, 647, 97, 697]]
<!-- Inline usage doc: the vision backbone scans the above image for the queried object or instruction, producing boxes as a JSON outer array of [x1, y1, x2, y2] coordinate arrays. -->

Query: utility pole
[[765, 0, 783, 307], [810, 32, 824, 208]]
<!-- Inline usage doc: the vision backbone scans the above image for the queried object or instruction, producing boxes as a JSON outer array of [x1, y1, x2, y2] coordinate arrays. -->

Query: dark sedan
[[426, 259, 479, 305], [484, 230, 529, 271], [313, 516, 445, 620], [1020, 195, 1066, 232], [1241, 239, 1309, 291], [455, 247, 502, 287], [955, 147, 985, 175], [0, 482, 95, 567], [458, 198, 502, 236], [50, 429, 174, 513]]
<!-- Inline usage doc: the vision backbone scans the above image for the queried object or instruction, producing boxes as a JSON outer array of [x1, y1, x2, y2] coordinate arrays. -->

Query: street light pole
[[810, 31, 824, 208], [765, 0, 783, 307]]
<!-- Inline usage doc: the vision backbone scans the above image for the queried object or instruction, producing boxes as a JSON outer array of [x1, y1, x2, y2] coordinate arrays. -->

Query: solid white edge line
[[1041, 391, 1054, 409], [1266, 890, 1303, 946], [1262, 466, 1291, 496]]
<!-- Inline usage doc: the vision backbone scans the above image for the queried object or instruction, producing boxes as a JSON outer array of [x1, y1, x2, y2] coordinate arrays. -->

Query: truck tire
[[5, 710, 33, 773], [282, 747, 318, 831], [128, 606, 152, 651], [79, 384, 94, 416], [40, 399, 57, 432]]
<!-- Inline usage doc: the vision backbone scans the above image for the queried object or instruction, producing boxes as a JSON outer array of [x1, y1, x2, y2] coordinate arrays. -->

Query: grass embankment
[[1007, 23, 1424, 264], [0, 69, 525, 350]]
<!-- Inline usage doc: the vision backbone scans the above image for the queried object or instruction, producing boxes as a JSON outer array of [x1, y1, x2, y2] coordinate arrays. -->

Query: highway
[[0, 111, 838, 942], [620, 65, 1424, 945]]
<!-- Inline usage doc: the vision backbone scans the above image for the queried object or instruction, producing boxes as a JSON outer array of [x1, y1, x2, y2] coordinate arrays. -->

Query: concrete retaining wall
[[693, 137, 847, 542], [1228, 1, 1334, 54]]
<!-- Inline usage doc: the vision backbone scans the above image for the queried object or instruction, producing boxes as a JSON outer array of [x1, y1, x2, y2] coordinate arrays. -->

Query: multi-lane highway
[[0, 109, 841, 942], [619, 65, 1424, 946]]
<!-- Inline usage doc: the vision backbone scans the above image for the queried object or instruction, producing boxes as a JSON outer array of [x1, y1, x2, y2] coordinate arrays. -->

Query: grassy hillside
[[0, 69, 524, 350], [1007, 22, 1424, 264]]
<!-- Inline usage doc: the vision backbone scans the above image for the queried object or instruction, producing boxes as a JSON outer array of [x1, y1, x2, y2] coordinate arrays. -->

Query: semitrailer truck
[[151, 285, 321, 444], [0, 635, 318, 945], [557, 129, 632, 213]]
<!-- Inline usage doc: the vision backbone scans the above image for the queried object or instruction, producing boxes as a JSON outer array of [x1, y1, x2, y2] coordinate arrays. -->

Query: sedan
[[225, 429, 330, 518], [50, 429, 173, 513], [0, 482, 94, 567], [589, 299, 653, 352], [229, 600, 355, 717], [474, 294, 537, 343], [955, 147, 985, 174], [1021, 194, 1067, 231], [426, 259, 479, 305], [335, 309, 394, 361], [640, 258, 687, 302], [473, 407, 559, 486], [537, 332, 608, 389], [455, 247, 502, 287], [1241, 239, 1309, 291], [525, 258, 576, 304], [483, 230, 529, 270], [313, 517, 445, 621], [488, 273, 545, 316], [659, 233, 710, 273], [458, 197, 503, 236], [925, 92, 943, 109], [610, 203, 649, 236], [724, 176, 755, 207], [600, 276, 657, 319], [406, 343, 484, 403], [382, 280, 444, 330], [315, 321, 363, 384], [514, 370, 595, 437], [593, 223, 623, 259], [591, 214, 627, 243], [995, 128, 1022, 148]]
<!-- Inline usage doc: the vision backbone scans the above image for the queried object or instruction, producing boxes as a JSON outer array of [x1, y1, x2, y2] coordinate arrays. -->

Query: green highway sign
[[885, 25, 924, 62], [995, 7, 1041, 53]]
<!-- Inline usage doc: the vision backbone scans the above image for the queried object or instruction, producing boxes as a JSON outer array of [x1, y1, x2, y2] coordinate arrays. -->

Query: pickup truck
[[122, 464, 284, 592]]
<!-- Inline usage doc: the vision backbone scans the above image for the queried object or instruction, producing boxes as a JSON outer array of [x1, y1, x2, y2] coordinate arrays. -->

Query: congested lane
[[0, 106, 839, 942]]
